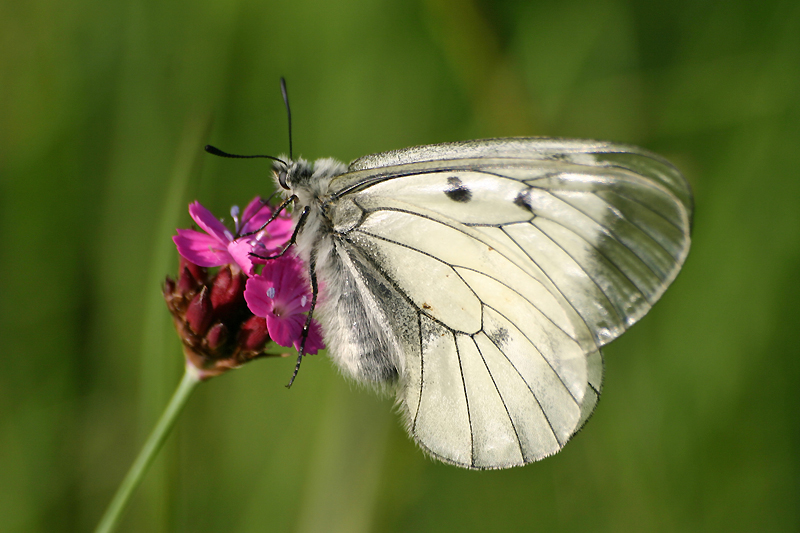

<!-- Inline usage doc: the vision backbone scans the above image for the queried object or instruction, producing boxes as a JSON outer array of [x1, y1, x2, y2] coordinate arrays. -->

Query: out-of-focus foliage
[[1, 0, 798, 531]]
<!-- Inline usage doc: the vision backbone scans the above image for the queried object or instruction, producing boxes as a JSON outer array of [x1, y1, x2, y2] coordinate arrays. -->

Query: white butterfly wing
[[317, 138, 691, 469]]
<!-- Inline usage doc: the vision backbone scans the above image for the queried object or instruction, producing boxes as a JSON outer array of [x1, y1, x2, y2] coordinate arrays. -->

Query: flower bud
[[205, 322, 229, 351], [177, 265, 199, 294], [185, 286, 213, 335], [181, 257, 208, 285], [163, 277, 176, 296], [164, 260, 279, 380], [209, 266, 246, 322], [237, 315, 270, 352]]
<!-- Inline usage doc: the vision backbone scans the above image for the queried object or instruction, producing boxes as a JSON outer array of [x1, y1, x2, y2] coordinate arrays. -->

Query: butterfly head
[[273, 157, 348, 203], [273, 158, 314, 191]]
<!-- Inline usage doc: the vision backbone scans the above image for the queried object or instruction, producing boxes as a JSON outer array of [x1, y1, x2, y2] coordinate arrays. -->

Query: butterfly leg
[[286, 249, 318, 388], [239, 194, 297, 239], [250, 203, 309, 261]]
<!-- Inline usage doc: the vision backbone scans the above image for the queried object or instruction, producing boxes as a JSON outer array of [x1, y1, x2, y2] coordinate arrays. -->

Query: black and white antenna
[[205, 77, 295, 164], [280, 77, 293, 161]]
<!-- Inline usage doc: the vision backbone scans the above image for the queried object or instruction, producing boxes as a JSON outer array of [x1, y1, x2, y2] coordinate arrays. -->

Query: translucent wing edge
[[349, 137, 627, 170]]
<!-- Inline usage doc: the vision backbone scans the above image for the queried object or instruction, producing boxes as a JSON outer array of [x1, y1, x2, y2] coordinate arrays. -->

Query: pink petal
[[189, 201, 234, 244], [227, 239, 256, 275], [263, 256, 309, 312], [241, 196, 267, 221], [245, 218, 294, 257], [259, 216, 294, 250], [240, 197, 273, 234], [243, 275, 275, 318], [278, 255, 308, 291], [266, 313, 304, 349], [268, 315, 324, 354], [173, 229, 234, 267]]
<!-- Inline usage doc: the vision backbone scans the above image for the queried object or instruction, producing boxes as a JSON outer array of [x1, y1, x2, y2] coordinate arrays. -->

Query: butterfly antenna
[[280, 77, 293, 161], [204, 145, 287, 167]]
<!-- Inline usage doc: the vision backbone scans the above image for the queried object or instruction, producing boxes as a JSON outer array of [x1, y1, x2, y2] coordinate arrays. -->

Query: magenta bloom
[[244, 255, 324, 354], [173, 197, 293, 275]]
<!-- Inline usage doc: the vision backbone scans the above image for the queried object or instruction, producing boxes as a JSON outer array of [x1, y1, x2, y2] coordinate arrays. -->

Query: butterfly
[[266, 136, 693, 470]]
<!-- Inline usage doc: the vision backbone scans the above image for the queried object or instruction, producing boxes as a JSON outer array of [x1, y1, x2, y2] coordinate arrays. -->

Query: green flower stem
[[95, 366, 202, 533]]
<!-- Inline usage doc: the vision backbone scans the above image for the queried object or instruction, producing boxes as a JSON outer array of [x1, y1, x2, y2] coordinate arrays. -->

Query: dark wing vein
[[497, 222, 622, 339], [453, 332, 475, 468], [555, 189, 678, 268], [481, 325, 563, 446], [541, 189, 666, 282], [471, 335, 526, 458], [340, 233, 466, 336], [492, 223, 604, 347], [411, 311, 425, 433], [595, 186, 686, 233], [481, 301, 581, 406], [529, 212, 654, 306], [353, 224, 586, 345], [454, 262, 583, 347]]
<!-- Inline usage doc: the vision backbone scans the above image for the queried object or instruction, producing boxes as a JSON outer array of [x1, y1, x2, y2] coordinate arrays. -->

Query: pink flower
[[244, 255, 324, 354], [173, 197, 293, 275]]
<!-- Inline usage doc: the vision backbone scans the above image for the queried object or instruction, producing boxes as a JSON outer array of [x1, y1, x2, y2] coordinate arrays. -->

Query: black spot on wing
[[445, 176, 472, 203], [487, 327, 509, 347], [514, 188, 532, 212]]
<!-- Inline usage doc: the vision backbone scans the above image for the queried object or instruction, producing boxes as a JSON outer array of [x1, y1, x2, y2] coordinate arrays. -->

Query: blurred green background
[[2, 0, 799, 531]]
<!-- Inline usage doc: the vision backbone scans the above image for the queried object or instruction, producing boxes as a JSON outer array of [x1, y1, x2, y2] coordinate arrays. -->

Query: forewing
[[338, 138, 692, 347]]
